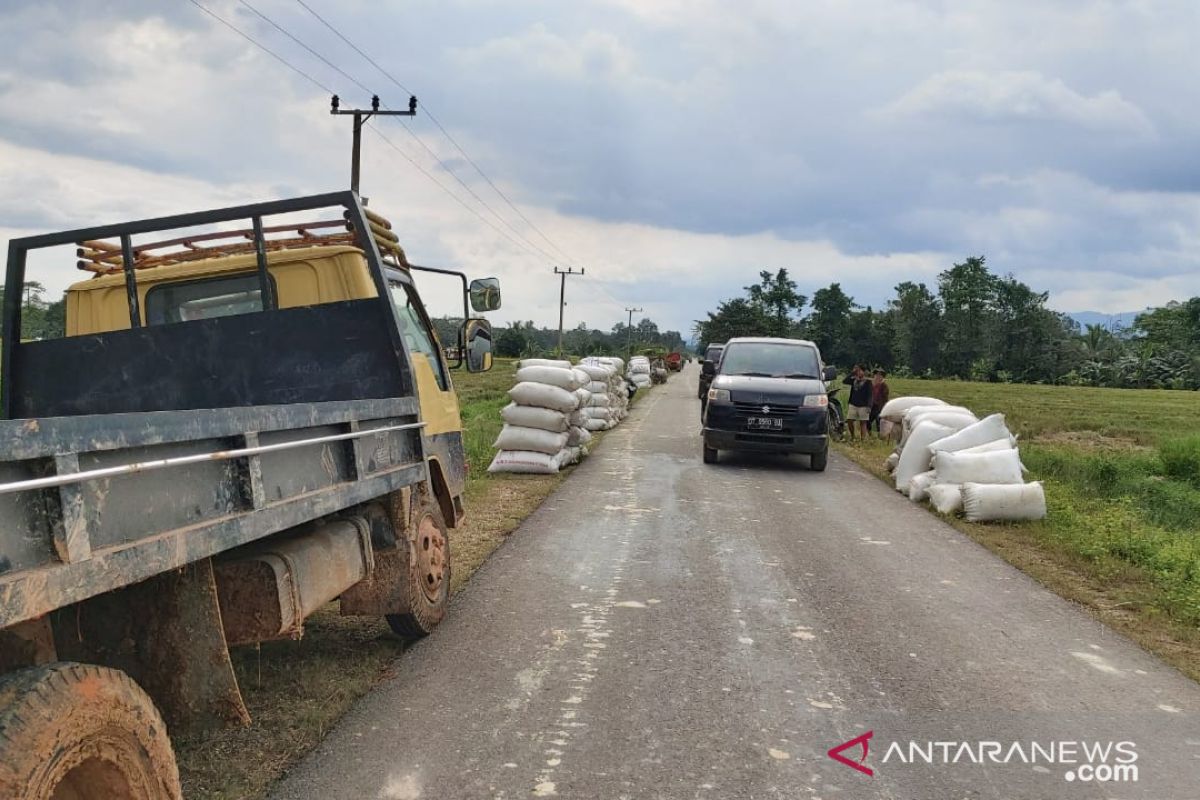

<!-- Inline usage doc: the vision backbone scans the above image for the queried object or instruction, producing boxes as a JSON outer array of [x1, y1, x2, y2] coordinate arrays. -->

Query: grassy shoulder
[[178, 360, 648, 799], [836, 377, 1200, 682]]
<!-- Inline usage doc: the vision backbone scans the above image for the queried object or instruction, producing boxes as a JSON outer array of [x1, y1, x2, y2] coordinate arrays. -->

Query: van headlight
[[707, 388, 730, 402], [803, 394, 828, 407]]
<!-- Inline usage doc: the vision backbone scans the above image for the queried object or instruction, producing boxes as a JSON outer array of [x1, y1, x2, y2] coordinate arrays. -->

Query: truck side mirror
[[822, 365, 837, 381], [701, 361, 716, 377], [462, 318, 494, 372], [469, 278, 501, 312]]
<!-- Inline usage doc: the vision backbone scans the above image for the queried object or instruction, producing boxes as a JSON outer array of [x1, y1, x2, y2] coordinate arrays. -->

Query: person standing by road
[[869, 368, 890, 437], [842, 364, 872, 440]]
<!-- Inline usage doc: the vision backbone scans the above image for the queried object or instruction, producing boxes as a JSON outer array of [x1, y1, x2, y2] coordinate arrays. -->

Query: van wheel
[[386, 490, 450, 641], [702, 443, 719, 464], [0, 663, 181, 800], [810, 446, 828, 472]]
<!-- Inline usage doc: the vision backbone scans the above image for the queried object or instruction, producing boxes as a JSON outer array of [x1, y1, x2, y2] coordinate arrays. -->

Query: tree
[[745, 269, 806, 337], [495, 326, 529, 357], [889, 281, 941, 376], [695, 298, 771, 349], [806, 283, 854, 366], [937, 256, 997, 377]]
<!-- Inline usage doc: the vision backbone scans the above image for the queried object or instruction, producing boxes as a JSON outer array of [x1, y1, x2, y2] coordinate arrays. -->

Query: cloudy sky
[[2, 0, 1198, 335]]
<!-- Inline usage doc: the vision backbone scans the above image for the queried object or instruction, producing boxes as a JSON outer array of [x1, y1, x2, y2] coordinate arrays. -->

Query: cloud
[[879, 69, 1155, 138]]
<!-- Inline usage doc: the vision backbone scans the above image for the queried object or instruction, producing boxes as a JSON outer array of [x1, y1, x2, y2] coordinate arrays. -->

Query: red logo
[[827, 731, 874, 776]]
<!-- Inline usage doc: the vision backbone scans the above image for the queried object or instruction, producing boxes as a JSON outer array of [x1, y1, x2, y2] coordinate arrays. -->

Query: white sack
[[501, 403, 569, 433], [587, 394, 611, 408], [880, 419, 898, 439], [488, 450, 562, 474], [900, 405, 972, 446], [574, 388, 591, 408], [587, 380, 609, 394], [957, 437, 1017, 455], [927, 484, 964, 515], [908, 470, 938, 502], [515, 365, 582, 391], [933, 448, 1023, 485], [573, 368, 591, 388], [584, 406, 614, 420], [895, 421, 954, 493], [568, 410, 587, 427], [584, 418, 609, 432], [576, 363, 614, 381], [928, 414, 1012, 455], [567, 426, 592, 447], [880, 396, 946, 421], [961, 482, 1046, 522], [519, 358, 573, 369], [907, 411, 977, 434], [508, 382, 579, 413], [493, 425, 569, 455], [885, 452, 900, 473]]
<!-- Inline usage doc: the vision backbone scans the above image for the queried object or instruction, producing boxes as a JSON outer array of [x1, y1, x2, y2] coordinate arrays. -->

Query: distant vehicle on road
[[697, 343, 725, 400], [665, 352, 682, 371], [700, 337, 837, 470]]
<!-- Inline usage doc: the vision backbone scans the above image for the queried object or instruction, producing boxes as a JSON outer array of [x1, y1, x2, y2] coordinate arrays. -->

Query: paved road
[[272, 365, 1199, 800]]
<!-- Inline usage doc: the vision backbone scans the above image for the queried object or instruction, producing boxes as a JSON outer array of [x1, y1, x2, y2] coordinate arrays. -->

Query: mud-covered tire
[[0, 662, 181, 800], [386, 491, 451, 641], [810, 446, 829, 472], [702, 443, 719, 464]]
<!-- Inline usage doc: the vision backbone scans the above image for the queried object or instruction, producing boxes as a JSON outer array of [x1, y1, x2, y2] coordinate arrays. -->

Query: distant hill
[[1067, 310, 1142, 332]]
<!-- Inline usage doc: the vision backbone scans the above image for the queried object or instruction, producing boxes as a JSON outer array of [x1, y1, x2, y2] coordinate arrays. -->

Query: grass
[[177, 359, 646, 799], [837, 378, 1200, 681]]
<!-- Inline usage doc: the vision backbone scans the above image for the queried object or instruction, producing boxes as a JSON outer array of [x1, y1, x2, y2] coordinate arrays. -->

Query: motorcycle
[[826, 383, 846, 441]]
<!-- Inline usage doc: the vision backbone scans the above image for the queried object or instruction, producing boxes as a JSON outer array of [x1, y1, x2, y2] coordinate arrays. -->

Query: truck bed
[[0, 397, 425, 629]]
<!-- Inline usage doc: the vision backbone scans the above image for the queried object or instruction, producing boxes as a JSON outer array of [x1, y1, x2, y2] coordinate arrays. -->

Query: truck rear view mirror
[[463, 318, 494, 372], [469, 278, 501, 312]]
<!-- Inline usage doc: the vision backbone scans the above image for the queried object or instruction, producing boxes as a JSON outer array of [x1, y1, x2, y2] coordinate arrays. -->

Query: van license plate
[[747, 417, 782, 430]]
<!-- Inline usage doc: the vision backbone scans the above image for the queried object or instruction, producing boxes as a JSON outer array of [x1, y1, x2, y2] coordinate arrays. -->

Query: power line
[[290, 0, 582, 269], [186, 0, 334, 94], [187, 0, 552, 265], [239, 0, 561, 265]]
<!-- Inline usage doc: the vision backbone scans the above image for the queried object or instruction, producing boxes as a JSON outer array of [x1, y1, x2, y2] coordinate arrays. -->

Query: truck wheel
[[702, 443, 719, 464], [0, 662, 181, 800], [386, 492, 450, 641], [810, 446, 829, 472]]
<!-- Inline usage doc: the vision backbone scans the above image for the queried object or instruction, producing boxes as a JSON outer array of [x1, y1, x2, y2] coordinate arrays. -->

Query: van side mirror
[[822, 365, 837, 381], [469, 278, 501, 312], [462, 318, 494, 372], [701, 361, 716, 378]]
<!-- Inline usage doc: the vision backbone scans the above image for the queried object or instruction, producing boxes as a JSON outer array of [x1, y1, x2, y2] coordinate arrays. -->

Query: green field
[[842, 378, 1200, 656]]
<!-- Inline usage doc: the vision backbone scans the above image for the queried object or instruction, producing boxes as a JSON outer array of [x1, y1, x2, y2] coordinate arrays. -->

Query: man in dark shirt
[[842, 364, 872, 440], [869, 369, 890, 437]]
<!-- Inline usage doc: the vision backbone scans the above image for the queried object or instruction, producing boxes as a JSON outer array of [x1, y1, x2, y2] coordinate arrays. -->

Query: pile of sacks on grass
[[879, 396, 1046, 523], [627, 356, 653, 390], [489, 357, 634, 474]]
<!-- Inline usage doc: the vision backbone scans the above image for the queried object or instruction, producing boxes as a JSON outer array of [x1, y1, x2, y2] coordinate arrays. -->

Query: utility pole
[[331, 94, 417, 194], [554, 267, 585, 356], [625, 307, 643, 357]]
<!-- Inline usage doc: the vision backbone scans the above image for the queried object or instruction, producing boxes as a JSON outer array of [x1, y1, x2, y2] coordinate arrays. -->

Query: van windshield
[[719, 342, 820, 378]]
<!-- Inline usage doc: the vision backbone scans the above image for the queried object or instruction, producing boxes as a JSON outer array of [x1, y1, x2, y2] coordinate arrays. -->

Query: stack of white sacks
[[578, 356, 631, 431], [627, 356, 653, 390], [489, 359, 593, 474], [880, 396, 1046, 522]]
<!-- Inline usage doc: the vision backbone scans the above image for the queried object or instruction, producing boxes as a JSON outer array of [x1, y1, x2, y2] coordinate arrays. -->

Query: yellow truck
[[0, 192, 497, 799]]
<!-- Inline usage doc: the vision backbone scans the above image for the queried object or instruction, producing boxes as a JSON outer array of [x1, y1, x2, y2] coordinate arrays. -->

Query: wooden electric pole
[[331, 94, 417, 194], [625, 306, 643, 357], [554, 267, 585, 356]]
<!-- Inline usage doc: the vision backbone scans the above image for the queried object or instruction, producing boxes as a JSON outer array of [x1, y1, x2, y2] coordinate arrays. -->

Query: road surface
[[272, 364, 1199, 799]]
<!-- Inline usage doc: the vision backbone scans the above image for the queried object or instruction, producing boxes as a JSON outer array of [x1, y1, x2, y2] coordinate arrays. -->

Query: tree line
[[431, 317, 687, 359], [695, 257, 1200, 390]]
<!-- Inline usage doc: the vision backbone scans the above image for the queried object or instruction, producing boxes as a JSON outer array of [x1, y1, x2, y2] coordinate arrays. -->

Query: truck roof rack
[[75, 207, 410, 276]]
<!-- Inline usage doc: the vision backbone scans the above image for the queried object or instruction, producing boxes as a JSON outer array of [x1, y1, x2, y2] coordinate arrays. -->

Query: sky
[[2, 0, 1198, 336]]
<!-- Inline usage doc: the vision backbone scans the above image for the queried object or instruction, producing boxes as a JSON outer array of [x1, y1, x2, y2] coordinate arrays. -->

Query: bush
[[1160, 435, 1200, 488]]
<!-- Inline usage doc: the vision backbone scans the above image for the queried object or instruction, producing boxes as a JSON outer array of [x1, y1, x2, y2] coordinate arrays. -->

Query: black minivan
[[701, 337, 836, 470]]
